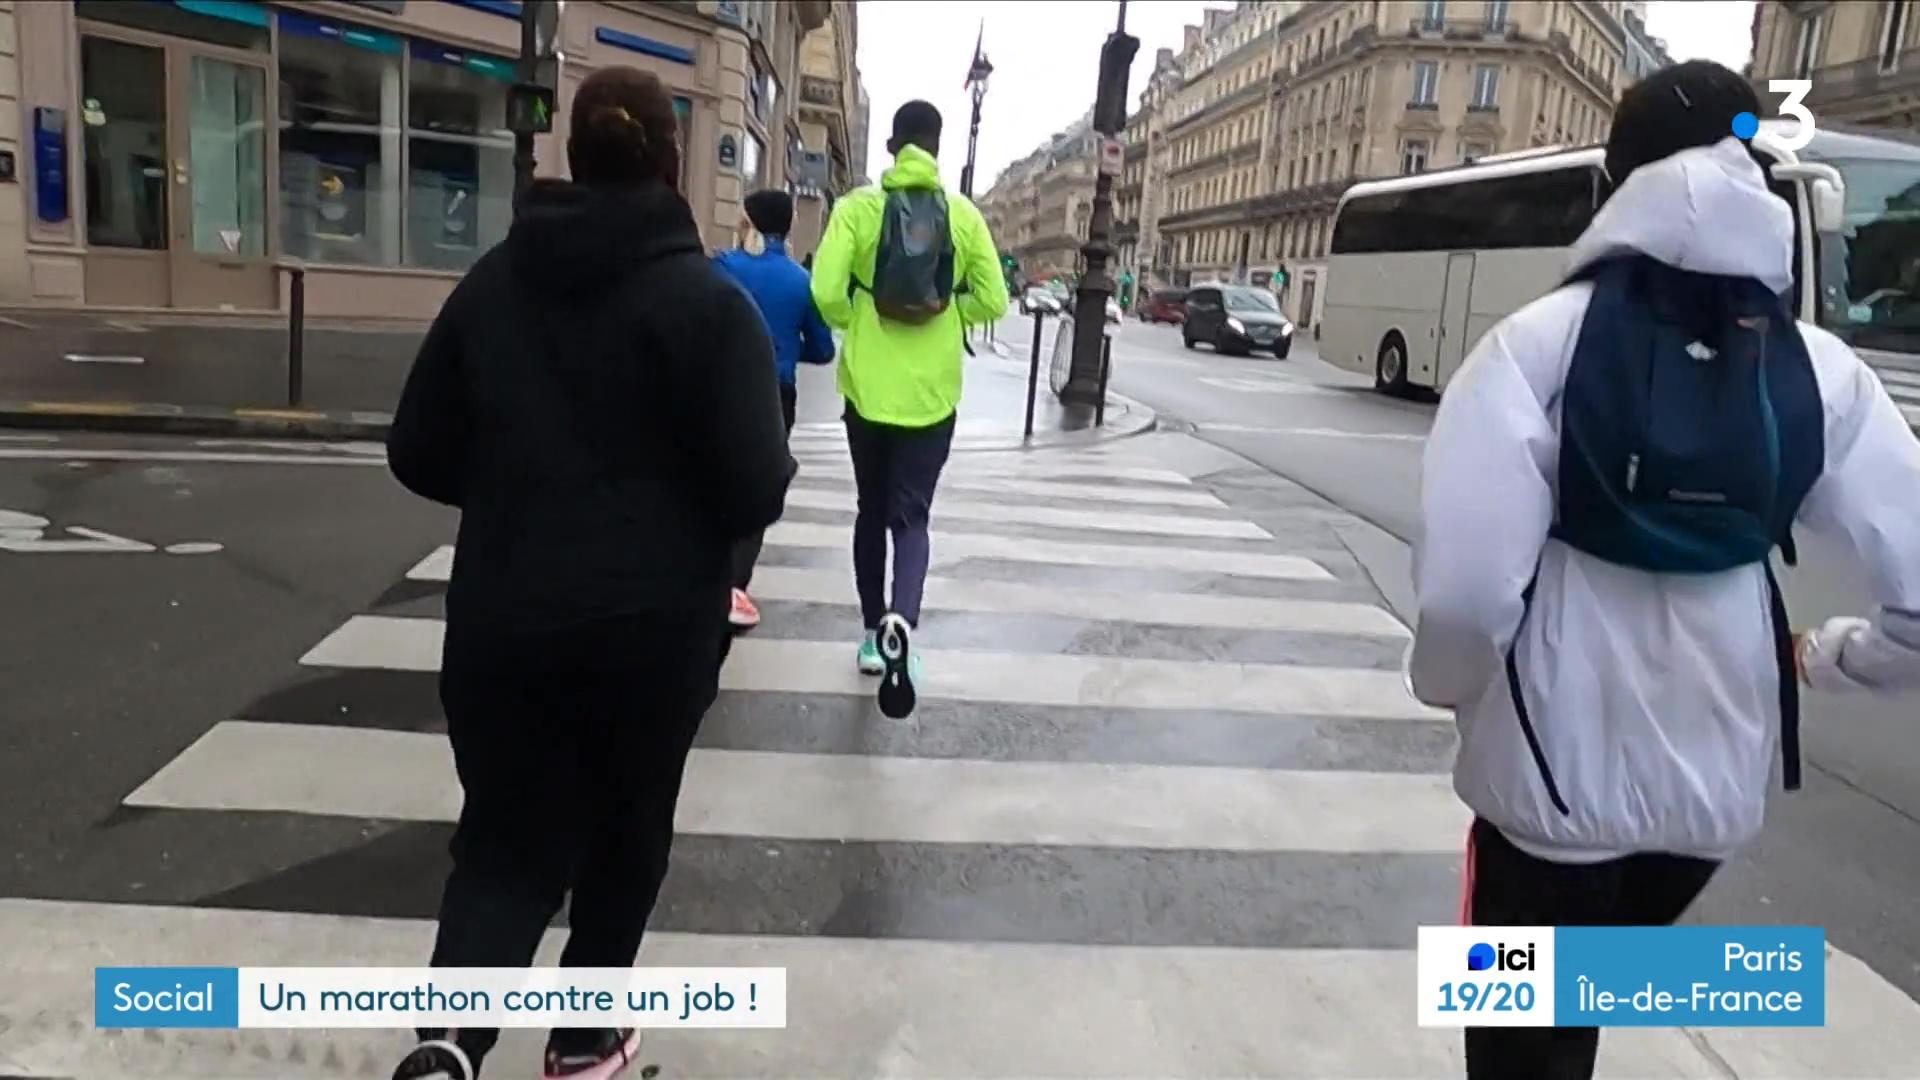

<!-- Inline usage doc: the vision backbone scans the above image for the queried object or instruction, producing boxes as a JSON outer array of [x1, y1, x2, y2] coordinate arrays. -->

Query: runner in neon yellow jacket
[[810, 143, 1010, 429]]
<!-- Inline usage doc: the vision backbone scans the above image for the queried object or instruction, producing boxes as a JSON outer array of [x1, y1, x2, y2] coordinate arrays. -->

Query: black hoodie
[[389, 179, 792, 634]]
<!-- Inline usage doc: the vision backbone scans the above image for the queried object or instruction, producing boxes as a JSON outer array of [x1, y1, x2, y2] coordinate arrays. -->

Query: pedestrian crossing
[[8, 432, 1920, 1078], [1872, 362, 1920, 429]]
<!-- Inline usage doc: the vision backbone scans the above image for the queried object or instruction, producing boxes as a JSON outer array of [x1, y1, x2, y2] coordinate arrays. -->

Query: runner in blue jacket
[[713, 189, 835, 629]]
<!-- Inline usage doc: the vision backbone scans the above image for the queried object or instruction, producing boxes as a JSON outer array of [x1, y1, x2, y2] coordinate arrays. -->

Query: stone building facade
[[0, 0, 844, 316], [1750, 0, 1919, 130]]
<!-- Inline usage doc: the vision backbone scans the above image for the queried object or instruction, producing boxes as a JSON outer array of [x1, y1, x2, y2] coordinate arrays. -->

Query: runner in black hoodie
[[386, 66, 791, 1080]]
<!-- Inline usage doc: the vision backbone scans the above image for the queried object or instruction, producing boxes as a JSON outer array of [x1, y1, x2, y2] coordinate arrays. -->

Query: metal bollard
[[1022, 309, 1044, 441], [283, 262, 307, 408], [1095, 333, 1113, 427]]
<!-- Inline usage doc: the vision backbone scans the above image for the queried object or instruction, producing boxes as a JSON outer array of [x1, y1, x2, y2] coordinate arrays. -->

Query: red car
[[1137, 288, 1189, 325]]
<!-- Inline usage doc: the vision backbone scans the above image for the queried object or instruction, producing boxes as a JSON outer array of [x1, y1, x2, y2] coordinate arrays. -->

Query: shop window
[[406, 48, 514, 271], [744, 131, 765, 184], [81, 36, 169, 251], [277, 14, 404, 266], [674, 97, 693, 192]]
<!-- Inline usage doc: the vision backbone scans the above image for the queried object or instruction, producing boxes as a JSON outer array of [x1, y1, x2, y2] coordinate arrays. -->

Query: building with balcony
[[0, 0, 830, 317], [788, 0, 858, 259], [1751, 1, 1919, 130], [1620, 5, 1673, 88], [851, 75, 871, 185], [1143, 0, 1628, 329], [977, 112, 1097, 282]]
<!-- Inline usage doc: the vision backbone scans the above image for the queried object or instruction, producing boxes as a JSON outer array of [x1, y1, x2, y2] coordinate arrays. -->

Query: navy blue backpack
[[1508, 255, 1826, 815]]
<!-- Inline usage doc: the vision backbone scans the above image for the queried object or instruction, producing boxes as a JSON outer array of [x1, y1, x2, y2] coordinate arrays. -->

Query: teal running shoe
[[857, 631, 885, 675]]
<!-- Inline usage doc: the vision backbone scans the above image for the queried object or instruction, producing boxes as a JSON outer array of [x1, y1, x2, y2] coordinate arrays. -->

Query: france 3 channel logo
[[1417, 927, 1555, 1028]]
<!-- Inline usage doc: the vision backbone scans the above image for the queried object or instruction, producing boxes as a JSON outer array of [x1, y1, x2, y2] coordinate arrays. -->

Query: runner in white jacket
[[1408, 62, 1920, 1080]]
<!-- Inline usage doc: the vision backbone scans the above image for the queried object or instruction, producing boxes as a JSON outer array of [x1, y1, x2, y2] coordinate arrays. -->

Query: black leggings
[[1463, 818, 1719, 1080], [419, 610, 725, 1064], [731, 381, 799, 590]]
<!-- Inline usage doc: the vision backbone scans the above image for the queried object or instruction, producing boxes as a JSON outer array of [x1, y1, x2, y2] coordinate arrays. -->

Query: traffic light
[[1274, 265, 1289, 288], [1091, 31, 1140, 135]]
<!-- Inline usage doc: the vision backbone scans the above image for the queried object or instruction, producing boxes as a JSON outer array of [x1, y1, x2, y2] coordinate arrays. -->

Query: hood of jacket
[[1565, 137, 1793, 295], [881, 144, 942, 191], [508, 179, 704, 295]]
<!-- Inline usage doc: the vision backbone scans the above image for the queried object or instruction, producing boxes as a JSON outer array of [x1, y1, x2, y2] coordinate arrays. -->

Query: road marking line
[[62, 353, 146, 364], [783, 488, 1272, 540], [300, 616, 1442, 721], [25, 402, 143, 415], [747, 565, 1407, 637], [1199, 423, 1427, 441], [0, 315, 36, 330], [126, 721, 1467, 853], [407, 529, 1333, 585], [792, 473, 1226, 509], [0, 448, 385, 466]]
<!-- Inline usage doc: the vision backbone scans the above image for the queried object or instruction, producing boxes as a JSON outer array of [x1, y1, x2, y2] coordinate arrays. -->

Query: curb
[[0, 391, 1157, 447], [0, 401, 391, 440]]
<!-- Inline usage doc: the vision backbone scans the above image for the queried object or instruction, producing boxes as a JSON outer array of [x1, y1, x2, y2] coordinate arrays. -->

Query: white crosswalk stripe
[[1870, 364, 1920, 429], [17, 441, 1920, 1078]]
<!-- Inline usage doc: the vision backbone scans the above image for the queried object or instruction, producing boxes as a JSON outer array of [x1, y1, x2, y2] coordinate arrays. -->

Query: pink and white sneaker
[[542, 1028, 641, 1079]]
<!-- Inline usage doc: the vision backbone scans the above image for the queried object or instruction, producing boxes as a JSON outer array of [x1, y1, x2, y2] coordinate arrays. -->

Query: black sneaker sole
[[876, 614, 916, 719]]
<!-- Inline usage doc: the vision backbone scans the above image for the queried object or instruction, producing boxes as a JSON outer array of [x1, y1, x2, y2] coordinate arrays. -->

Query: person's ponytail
[[568, 67, 682, 190]]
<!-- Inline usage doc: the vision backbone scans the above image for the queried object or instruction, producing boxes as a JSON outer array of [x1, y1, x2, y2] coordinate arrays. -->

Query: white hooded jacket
[[1410, 137, 1920, 863]]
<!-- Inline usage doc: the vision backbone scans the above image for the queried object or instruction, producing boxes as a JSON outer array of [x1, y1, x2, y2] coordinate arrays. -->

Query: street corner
[[0, 401, 392, 442]]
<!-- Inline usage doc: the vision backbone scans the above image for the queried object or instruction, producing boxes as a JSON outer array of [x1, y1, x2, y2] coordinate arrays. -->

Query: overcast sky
[[854, 1, 1759, 191]]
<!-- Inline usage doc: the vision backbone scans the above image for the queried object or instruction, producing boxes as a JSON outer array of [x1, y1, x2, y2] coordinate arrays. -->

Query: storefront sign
[[278, 11, 402, 53], [447, 0, 521, 19], [410, 40, 516, 81], [718, 135, 739, 170], [593, 27, 696, 66], [33, 108, 67, 224]]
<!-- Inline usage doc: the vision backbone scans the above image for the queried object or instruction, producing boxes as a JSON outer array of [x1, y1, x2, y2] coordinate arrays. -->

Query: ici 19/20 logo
[[1466, 941, 1536, 973], [1731, 80, 1817, 152]]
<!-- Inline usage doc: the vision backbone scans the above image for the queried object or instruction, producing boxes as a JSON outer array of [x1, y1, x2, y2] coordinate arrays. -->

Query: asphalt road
[[1057, 314, 1920, 1002]]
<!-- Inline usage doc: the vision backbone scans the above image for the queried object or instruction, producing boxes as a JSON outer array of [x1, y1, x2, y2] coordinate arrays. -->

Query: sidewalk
[[0, 308, 1150, 446]]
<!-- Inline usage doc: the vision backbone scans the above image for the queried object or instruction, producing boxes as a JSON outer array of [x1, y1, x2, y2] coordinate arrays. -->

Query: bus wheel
[[1376, 333, 1411, 397]]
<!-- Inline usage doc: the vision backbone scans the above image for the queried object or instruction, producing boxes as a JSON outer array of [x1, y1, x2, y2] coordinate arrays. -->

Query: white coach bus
[[1320, 121, 1920, 398]]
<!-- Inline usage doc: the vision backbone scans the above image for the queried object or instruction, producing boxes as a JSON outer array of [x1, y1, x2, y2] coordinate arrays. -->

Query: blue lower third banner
[[1417, 926, 1825, 1027], [96, 967, 788, 1029]]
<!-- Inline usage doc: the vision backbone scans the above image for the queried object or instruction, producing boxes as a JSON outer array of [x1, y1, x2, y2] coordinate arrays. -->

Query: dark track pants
[[1462, 817, 1719, 1080], [843, 404, 956, 629], [731, 381, 799, 591], [418, 609, 725, 1064]]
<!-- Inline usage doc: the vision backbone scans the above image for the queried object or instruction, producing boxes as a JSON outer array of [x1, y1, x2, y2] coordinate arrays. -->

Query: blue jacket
[[713, 238, 836, 386]]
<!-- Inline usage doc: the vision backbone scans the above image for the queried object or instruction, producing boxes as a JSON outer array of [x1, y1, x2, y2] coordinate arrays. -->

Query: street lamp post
[[1063, 2, 1138, 406], [961, 28, 993, 198]]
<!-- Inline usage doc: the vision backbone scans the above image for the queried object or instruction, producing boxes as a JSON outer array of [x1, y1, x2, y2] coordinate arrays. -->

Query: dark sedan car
[[1182, 284, 1294, 358]]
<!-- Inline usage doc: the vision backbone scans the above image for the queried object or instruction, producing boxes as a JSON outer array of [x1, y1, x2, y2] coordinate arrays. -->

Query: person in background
[[713, 189, 836, 630], [385, 65, 791, 1080], [810, 99, 1008, 719], [1408, 61, 1920, 1080]]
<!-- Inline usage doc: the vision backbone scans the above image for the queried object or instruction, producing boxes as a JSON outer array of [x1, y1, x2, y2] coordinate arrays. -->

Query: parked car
[[1137, 288, 1190, 325], [1019, 284, 1062, 316], [1182, 284, 1294, 358]]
